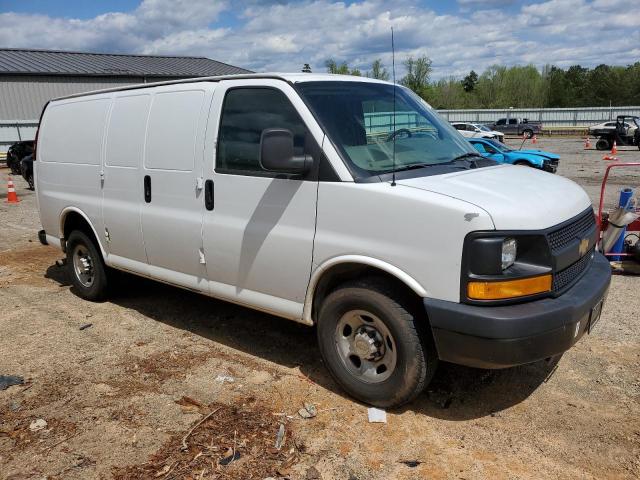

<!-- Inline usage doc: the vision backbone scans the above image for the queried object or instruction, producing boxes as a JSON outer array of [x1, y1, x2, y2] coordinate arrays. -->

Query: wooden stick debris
[[181, 407, 221, 451]]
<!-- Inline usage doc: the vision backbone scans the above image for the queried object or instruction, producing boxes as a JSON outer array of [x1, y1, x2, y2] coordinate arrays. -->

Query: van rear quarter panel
[[313, 182, 495, 303], [37, 95, 112, 242]]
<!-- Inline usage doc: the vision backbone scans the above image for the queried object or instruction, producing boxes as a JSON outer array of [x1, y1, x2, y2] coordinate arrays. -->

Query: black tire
[[596, 138, 610, 151], [522, 129, 533, 139], [317, 278, 437, 408], [26, 173, 34, 190], [66, 230, 109, 301]]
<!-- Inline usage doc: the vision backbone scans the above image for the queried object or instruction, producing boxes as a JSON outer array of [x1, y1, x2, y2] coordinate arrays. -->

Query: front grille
[[547, 209, 595, 252], [553, 248, 594, 292]]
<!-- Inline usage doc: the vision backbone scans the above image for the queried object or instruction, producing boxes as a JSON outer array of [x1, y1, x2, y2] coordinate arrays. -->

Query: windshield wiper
[[450, 152, 484, 163], [447, 152, 484, 168], [389, 163, 434, 172]]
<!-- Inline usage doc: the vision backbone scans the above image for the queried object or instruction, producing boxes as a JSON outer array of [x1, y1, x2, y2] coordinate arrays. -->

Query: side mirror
[[259, 128, 311, 174]]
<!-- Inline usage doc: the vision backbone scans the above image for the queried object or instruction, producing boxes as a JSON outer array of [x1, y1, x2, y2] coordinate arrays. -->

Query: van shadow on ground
[[45, 263, 559, 421]]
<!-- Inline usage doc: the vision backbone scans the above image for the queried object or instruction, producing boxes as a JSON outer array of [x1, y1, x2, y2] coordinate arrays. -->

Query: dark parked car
[[20, 154, 34, 190], [6, 140, 34, 175], [488, 118, 542, 138]]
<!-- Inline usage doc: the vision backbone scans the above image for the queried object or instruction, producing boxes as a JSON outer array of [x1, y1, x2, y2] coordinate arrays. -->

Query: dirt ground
[[1, 137, 639, 480]]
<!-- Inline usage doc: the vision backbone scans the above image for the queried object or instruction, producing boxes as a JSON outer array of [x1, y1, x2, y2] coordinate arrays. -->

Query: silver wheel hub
[[72, 245, 94, 288], [352, 328, 384, 360], [334, 309, 397, 383]]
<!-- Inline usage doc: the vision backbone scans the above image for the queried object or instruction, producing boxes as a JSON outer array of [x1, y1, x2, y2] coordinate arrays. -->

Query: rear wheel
[[523, 129, 533, 139], [66, 230, 109, 301], [317, 278, 437, 408], [596, 138, 610, 151]]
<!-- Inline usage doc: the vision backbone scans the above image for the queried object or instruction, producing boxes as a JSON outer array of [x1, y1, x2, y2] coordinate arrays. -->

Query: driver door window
[[483, 144, 498, 154], [216, 88, 308, 176]]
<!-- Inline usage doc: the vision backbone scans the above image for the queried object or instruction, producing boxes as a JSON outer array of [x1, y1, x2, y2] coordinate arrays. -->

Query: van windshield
[[296, 81, 479, 179]]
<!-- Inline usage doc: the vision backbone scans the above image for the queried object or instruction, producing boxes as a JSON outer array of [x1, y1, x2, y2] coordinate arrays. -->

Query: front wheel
[[514, 160, 532, 167], [66, 230, 109, 301], [522, 129, 533, 138], [317, 278, 437, 408], [596, 138, 610, 151]]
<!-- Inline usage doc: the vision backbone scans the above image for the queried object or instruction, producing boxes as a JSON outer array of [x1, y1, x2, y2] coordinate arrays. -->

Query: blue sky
[[1, 1, 638, 78]]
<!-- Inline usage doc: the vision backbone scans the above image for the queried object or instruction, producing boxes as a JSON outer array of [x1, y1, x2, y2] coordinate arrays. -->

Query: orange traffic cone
[[6, 176, 20, 203], [584, 137, 591, 149], [610, 140, 617, 155], [532, 135, 537, 144]]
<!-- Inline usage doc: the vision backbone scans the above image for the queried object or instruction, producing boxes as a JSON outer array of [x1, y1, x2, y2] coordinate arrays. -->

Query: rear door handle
[[204, 179, 214, 210], [144, 175, 151, 203]]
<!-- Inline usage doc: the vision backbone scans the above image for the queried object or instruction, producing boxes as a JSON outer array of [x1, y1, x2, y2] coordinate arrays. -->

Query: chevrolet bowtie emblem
[[578, 238, 589, 256]]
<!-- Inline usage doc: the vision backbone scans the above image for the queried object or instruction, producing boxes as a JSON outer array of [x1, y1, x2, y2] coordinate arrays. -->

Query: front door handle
[[204, 179, 214, 210], [144, 175, 151, 203]]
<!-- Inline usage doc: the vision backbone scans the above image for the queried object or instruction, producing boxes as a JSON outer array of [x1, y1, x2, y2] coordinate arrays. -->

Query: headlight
[[501, 238, 517, 270], [463, 233, 552, 303]]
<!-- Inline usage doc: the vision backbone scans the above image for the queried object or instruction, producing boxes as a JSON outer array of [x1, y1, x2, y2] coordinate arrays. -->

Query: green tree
[[462, 70, 478, 92], [325, 58, 361, 76], [367, 59, 389, 81], [400, 56, 432, 97]]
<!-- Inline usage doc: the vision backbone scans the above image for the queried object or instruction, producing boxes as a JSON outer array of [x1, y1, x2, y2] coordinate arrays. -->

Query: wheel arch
[[303, 255, 428, 325], [59, 207, 106, 258], [514, 159, 535, 167]]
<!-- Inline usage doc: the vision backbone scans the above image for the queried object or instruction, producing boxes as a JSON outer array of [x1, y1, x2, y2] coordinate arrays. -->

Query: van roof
[[49, 73, 392, 102]]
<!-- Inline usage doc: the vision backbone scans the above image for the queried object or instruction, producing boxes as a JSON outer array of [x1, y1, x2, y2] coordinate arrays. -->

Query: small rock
[[29, 418, 48, 432], [79, 323, 93, 331], [298, 402, 317, 419], [305, 466, 322, 479], [0, 375, 24, 391], [214, 374, 235, 383]]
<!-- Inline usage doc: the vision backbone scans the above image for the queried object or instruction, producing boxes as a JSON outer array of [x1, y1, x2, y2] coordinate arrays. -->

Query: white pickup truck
[[35, 74, 611, 407]]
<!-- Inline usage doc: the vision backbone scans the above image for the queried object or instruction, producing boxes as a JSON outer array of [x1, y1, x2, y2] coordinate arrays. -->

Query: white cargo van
[[35, 74, 611, 407]]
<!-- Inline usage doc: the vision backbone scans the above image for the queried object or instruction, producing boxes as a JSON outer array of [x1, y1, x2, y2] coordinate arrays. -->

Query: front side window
[[217, 88, 307, 175], [296, 81, 477, 179], [486, 139, 509, 152], [496, 119, 506, 125], [472, 142, 486, 153]]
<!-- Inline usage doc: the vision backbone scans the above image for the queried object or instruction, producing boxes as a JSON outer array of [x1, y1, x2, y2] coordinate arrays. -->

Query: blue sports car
[[468, 138, 559, 173]]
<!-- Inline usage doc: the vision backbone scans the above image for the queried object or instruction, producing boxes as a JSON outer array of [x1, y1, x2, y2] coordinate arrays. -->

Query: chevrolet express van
[[35, 74, 611, 407]]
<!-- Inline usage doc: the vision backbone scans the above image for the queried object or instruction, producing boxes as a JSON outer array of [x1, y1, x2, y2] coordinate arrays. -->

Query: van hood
[[397, 165, 591, 230]]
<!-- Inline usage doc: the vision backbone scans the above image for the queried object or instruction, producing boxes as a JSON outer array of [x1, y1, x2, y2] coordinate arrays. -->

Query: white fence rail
[[437, 106, 640, 127], [0, 121, 38, 152]]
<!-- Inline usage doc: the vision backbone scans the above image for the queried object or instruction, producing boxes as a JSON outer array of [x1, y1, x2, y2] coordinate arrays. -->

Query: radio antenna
[[391, 26, 397, 187]]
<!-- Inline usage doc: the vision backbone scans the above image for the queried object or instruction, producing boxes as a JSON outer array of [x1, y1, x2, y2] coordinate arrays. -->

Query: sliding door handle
[[144, 175, 151, 203], [204, 179, 214, 210]]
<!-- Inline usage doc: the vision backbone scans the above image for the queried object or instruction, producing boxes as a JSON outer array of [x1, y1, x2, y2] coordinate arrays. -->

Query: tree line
[[324, 57, 640, 109]]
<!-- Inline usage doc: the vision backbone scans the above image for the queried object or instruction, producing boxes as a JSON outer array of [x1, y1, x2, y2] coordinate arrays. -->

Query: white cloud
[[0, 0, 638, 79]]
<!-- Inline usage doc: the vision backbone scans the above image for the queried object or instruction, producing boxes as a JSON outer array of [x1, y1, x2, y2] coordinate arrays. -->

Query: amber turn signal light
[[467, 274, 552, 300]]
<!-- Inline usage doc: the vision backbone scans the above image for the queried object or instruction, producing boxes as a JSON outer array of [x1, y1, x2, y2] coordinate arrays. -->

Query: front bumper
[[542, 160, 558, 173], [424, 252, 611, 369]]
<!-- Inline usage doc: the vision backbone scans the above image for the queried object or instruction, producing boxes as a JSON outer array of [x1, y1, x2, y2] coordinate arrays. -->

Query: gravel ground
[[0, 137, 639, 480]]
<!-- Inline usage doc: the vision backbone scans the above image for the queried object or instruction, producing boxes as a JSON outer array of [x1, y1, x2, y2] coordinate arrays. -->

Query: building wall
[[0, 74, 183, 120]]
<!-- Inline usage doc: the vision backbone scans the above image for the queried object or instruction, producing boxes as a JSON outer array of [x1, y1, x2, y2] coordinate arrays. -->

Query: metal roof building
[[0, 48, 251, 151]]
